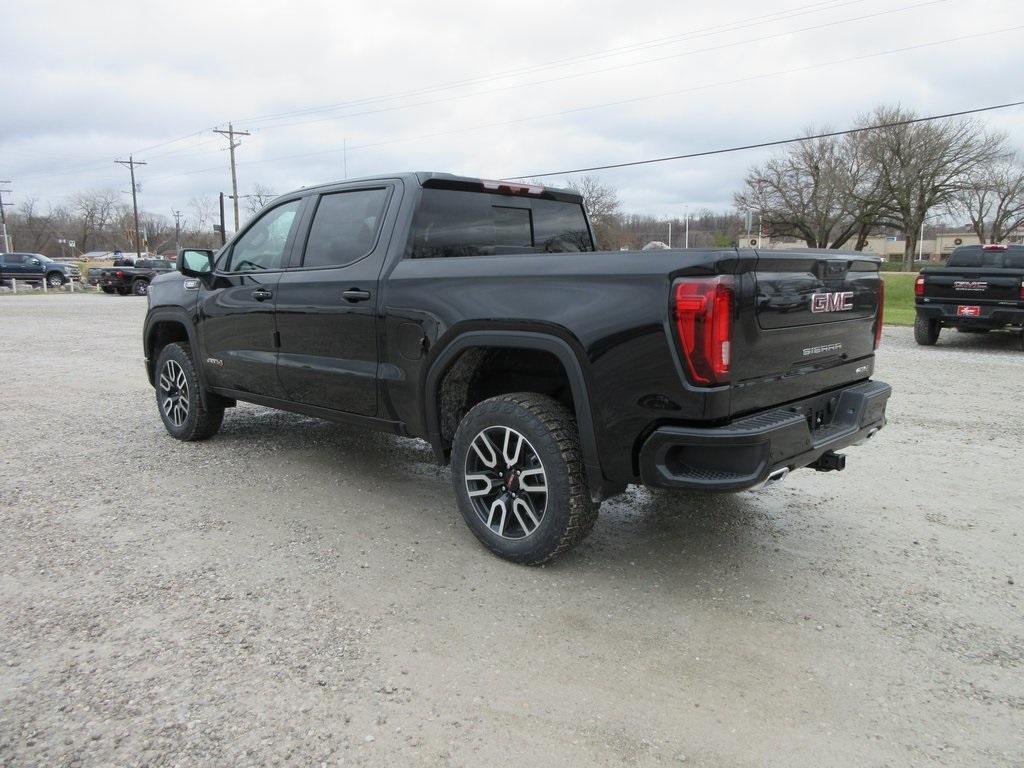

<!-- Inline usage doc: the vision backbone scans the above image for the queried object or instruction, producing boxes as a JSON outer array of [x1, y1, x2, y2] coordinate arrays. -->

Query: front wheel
[[451, 393, 598, 565], [131, 279, 149, 296], [154, 342, 224, 441], [46, 272, 65, 288], [914, 315, 940, 345]]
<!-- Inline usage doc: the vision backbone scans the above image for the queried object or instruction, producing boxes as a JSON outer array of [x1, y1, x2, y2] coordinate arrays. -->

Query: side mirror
[[178, 248, 214, 277], [29, 258, 40, 266]]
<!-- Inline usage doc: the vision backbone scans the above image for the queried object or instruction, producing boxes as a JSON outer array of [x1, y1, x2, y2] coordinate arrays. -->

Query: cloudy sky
[[3, 0, 1023, 229]]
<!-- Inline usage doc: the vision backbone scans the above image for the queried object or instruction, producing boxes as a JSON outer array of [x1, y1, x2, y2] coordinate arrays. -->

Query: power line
[[234, 0, 937, 136], [142, 24, 1024, 184], [0, 0, 883, 180], [504, 100, 1024, 180], [229, 0, 873, 129]]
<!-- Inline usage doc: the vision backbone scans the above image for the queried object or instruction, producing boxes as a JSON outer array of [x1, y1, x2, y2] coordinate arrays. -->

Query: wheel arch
[[424, 330, 613, 501], [144, 309, 222, 410]]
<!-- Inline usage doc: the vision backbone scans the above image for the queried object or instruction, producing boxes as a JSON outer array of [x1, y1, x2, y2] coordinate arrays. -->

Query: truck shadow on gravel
[[209, 406, 781, 571]]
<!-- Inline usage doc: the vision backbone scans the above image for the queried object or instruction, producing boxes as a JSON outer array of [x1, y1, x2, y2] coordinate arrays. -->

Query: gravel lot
[[1, 294, 1021, 767]]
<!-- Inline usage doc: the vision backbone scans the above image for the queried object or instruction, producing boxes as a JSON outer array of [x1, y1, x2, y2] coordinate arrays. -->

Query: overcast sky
[[3, 0, 1023, 228]]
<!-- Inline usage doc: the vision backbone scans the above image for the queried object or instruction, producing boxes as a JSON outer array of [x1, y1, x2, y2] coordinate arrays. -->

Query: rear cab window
[[947, 247, 1024, 269], [407, 186, 593, 259]]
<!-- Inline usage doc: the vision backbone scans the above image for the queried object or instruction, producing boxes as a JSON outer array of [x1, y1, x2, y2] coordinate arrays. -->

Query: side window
[[302, 188, 389, 268], [5, 254, 26, 265], [227, 199, 302, 272]]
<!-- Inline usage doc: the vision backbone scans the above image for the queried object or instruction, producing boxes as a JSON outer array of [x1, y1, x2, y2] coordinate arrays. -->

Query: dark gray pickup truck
[[914, 244, 1024, 344]]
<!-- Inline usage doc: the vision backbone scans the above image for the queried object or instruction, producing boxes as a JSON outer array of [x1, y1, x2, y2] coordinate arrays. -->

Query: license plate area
[[957, 305, 981, 317], [791, 391, 843, 433]]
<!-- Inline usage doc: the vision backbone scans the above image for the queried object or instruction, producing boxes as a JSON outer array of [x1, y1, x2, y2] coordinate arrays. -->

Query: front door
[[274, 186, 394, 415], [199, 198, 304, 399]]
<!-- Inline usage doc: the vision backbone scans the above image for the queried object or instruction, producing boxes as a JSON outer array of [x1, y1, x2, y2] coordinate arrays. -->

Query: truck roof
[[292, 172, 583, 204]]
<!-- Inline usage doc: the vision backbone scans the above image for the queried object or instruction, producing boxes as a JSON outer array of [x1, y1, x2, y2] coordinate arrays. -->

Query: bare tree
[[566, 175, 621, 246], [859, 105, 1008, 269], [247, 183, 277, 215], [69, 189, 120, 252], [948, 160, 1024, 244], [734, 132, 868, 249], [189, 195, 216, 233]]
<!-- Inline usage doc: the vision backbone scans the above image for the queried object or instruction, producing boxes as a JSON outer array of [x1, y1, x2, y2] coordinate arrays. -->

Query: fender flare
[[143, 308, 217, 410], [424, 330, 610, 501]]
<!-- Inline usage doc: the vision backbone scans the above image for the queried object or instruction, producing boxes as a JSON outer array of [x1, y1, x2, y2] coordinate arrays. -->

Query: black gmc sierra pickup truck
[[914, 243, 1024, 345], [100, 258, 175, 295], [144, 172, 891, 564]]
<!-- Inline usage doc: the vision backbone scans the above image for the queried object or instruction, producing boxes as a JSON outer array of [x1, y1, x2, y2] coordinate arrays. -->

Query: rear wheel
[[131, 279, 149, 296], [914, 315, 940, 346], [101, 286, 116, 294], [451, 393, 598, 565], [116, 286, 129, 296], [154, 342, 224, 441]]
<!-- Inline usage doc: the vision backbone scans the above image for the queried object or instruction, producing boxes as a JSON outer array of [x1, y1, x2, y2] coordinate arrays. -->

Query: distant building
[[737, 229, 1024, 261]]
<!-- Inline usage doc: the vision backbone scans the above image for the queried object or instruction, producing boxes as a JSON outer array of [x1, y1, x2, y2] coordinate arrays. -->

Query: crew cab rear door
[[274, 182, 400, 416], [729, 249, 882, 415]]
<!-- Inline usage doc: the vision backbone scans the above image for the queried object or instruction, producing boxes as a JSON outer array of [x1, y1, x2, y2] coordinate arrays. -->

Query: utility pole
[[213, 123, 250, 232], [172, 210, 183, 252], [667, 220, 672, 248], [115, 156, 147, 259], [0, 182, 12, 252], [218, 192, 226, 246], [684, 209, 690, 249]]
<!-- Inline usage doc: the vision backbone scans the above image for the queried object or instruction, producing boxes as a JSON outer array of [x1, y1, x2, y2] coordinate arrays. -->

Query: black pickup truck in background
[[144, 172, 891, 564], [914, 244, 1024, 345], [99, 258, 175, 295]]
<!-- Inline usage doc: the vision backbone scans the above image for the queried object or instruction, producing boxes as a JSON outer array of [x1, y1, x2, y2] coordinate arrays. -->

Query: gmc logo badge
[[811, 291, 854, 313]]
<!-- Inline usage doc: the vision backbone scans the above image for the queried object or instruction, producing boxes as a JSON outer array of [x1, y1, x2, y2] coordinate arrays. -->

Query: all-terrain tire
[[914, 315, 940, 345], [154, 342, 224, 441], [132, 279, 149, 296], [451, 392, 598, 565]]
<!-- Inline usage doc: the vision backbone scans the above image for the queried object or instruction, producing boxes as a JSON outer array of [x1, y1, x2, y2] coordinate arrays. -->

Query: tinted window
[[407, 189, 592, 258], [4, 255, 26, 264], [947, 247, 1024, 269], [302, 188, 389, 268], [228, 199, 302, 272]]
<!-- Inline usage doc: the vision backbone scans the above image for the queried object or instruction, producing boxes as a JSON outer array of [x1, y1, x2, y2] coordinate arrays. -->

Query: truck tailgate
[[922, 268, 1022, 303], [730, 250, 882, 416]]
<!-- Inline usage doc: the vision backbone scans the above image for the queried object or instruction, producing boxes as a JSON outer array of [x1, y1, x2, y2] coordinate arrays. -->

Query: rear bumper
[[638, 380, 891, 492], [916, 302, 1024, 327]]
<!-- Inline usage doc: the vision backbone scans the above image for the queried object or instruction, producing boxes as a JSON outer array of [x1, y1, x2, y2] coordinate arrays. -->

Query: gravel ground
[[1, 294, 1021, 767]]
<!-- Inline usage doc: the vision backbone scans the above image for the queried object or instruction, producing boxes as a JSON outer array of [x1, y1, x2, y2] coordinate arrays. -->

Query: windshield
[[37, 255, 54, 263]]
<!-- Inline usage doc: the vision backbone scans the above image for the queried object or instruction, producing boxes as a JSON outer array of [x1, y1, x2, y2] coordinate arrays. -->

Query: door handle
[[342, 288, 371, 303], [251, 288, 273, 301]]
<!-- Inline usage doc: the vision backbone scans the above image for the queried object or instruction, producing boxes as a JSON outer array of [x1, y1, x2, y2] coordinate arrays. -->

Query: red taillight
[[673, 276, 733, 386], [914, 273, 925, 296], [115, 270, 125, 279], [875, 278, 885, 350], [982, 244, 1008, 251]]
